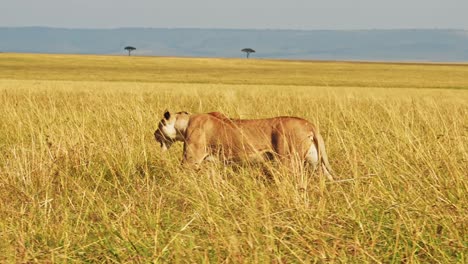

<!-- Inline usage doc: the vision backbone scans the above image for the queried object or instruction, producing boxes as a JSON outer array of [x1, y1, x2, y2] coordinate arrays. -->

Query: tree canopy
[[124, 46, 136, 56], [241, 48, 255, 58]]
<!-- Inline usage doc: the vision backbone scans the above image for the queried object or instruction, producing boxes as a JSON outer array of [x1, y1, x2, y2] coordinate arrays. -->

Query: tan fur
[[154, 111, 334, 180]]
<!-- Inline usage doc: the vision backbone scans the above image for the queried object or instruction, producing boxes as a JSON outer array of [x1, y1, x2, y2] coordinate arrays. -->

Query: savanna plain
[[0, 53, 467, 263]]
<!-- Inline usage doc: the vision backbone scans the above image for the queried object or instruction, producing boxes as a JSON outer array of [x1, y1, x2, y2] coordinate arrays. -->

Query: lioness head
[[154, 110, 190, 151]]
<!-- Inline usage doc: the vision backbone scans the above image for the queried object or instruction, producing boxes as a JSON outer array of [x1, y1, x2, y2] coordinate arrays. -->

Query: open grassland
[[0, 53, 467, 262]]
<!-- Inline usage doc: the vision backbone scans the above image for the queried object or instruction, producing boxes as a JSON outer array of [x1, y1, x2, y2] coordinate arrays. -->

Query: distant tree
[[241, 48, 255, 58], [124, 46, 136, 56]]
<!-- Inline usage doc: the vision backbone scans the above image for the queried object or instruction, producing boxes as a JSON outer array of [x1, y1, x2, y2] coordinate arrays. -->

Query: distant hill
[[1, 27, 468, 61]]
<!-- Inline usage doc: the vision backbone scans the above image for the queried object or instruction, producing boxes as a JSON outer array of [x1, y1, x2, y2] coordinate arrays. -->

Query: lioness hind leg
[[305, 143, 333, 181], [305, 143, 319, 171]]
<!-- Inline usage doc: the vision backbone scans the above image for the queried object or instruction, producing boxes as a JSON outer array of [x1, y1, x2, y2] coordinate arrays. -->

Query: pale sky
[[2, 0, 468, 30]]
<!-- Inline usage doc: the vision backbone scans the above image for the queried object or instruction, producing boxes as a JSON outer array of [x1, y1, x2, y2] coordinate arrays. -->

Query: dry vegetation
[[0, 53, 467, 262]]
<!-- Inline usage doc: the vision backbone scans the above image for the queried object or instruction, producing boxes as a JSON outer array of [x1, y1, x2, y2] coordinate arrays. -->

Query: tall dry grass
[[0, 54, 467, 262]]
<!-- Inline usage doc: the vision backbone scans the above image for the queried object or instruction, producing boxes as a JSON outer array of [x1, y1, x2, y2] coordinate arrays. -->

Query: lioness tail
[[313, 131, 334, 179]]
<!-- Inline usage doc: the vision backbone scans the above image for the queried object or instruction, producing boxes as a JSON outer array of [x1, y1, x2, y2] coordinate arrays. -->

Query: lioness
[[154, 111, 334, 180]]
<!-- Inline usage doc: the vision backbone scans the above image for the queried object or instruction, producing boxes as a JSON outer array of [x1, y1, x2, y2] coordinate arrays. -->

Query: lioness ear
[[164, 110, 171, 120]]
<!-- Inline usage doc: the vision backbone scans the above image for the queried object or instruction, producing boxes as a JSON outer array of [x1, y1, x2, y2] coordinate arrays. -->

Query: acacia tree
[[124, 46, 136, 56], [241, 48, 255, 58]]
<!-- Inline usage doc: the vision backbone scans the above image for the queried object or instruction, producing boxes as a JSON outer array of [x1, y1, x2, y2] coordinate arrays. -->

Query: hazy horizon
[[2, 28, 468, 62], [3, 26, 467, 31]]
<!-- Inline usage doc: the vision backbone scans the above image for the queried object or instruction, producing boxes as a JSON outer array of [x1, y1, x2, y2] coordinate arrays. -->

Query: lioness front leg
[[182, 129, 209, 169]]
